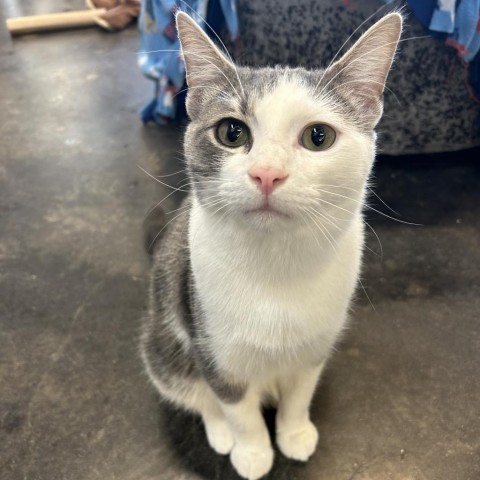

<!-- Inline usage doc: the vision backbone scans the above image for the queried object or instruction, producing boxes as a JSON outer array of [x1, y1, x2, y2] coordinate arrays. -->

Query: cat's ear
[[176, 12, 236, 90], [324, 12, 403, 128]]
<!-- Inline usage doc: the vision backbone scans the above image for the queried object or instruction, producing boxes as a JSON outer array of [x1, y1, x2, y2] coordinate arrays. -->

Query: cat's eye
[[301, 124, 336, 151], [216, 118, 249, 148]]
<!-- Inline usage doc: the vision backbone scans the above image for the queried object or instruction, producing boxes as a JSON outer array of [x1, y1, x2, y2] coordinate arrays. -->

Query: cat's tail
[[142, 206, 167, 257]]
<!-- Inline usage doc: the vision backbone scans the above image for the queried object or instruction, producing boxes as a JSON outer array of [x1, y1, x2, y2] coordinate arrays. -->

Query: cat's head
[[177, 12, 402, 234]]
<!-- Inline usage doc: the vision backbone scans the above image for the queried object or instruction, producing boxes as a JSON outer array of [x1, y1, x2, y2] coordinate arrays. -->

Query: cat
[[141, 11, 402, 480]]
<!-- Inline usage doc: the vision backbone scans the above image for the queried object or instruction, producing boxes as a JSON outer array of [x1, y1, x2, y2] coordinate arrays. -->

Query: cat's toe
[[204, 419, 234, 455], [276, 421, 318, 461], [230, 444, 274, 480]]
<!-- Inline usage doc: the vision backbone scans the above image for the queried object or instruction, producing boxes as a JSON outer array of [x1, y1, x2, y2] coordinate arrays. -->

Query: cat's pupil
[[227, 123, 242, 143], [311, 126, 326, 146]]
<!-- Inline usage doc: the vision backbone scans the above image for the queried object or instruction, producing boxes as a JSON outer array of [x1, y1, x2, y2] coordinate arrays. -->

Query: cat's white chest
[[189, 205, 363, 381]]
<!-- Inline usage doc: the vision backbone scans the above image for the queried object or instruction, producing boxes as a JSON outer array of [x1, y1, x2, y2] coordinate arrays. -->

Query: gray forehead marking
[[234, 65, 363, 130], [189, 61, 365, 128]]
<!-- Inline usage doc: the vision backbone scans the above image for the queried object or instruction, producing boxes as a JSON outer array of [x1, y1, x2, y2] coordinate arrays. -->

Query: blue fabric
[[138, 0, 239, 124], [430, 9, 455, 34], [451, 0, 480, 61], [406, 0, 480, 60], [406, 0, 480, 103]]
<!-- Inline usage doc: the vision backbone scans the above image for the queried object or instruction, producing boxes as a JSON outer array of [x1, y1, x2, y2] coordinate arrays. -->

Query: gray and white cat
[[141, 11, 402, 480]]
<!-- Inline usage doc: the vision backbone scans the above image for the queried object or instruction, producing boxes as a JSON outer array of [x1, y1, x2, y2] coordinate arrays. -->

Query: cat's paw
[[204, 418, 234, 455], [276, 421, 318, 461], [230, 444, 274, 480]]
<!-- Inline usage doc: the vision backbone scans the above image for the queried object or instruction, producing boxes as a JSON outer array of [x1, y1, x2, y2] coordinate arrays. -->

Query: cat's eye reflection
[[301, 124, 336, 151], [216, 118, 250, 148]]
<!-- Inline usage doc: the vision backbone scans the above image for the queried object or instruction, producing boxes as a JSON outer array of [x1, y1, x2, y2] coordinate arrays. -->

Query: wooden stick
[[6, 9, 107, 35]]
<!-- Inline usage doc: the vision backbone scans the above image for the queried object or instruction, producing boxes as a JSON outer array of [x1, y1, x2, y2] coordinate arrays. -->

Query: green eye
[[216, 118, 249, 148], [301, 124, 336, 151]]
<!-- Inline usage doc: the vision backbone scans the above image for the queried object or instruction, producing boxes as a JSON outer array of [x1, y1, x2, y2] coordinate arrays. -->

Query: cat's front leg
[[200, 394, 235, 455], [220, 388, 274, 480], [276, 363, 324, 461]]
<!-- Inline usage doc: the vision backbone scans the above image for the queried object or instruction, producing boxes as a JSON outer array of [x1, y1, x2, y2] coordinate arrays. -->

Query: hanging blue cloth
[[138, 0, 239, 124], [429, 0, 456, 34], [392, 0, 480, 107], [444, 0, 480, 62], [404, 0, 480, 61]]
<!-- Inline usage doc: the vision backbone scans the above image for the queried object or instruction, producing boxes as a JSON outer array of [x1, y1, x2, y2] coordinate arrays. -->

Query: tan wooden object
[[6, 9, 107, 35]]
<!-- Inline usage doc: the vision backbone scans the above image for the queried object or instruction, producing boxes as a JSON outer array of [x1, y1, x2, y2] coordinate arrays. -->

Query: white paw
[[230, 444, 274, 480], [276, 421, 318, 461], [204, 419, 234, 455]]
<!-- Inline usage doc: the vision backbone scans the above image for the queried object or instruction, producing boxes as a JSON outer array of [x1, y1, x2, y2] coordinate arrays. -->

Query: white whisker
[[315, 187, 422, 226], [367, 187, 400, 215], [148, 208, 189, 251], [137, 164, 191, 192], [358, 278, 377, 313], [363, 220, 383, 258]]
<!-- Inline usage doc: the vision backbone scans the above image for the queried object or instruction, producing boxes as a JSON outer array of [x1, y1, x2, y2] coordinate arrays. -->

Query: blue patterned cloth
[[138, 0, 239, 124], [444, 0, 480, 62], [405, 0, 480, 61], [390, 0, 480, 108], [430, 0, 456, 34]]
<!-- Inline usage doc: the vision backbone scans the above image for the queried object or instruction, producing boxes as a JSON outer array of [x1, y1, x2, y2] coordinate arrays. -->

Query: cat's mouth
[[245, 204, 288, 218]]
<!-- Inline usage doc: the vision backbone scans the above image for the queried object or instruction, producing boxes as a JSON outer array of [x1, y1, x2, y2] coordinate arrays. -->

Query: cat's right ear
[[176, 12, 237, 93]]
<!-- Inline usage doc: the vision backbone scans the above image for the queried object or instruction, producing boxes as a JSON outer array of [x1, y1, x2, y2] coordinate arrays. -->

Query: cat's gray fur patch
[[141, 197, 246, 403]]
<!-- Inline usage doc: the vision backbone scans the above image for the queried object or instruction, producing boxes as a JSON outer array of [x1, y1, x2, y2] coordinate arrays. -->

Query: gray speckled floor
[[1, 3, 479, 480]]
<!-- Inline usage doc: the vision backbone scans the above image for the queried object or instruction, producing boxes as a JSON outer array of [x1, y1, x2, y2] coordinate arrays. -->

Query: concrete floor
[[1, 3, 479, 480]]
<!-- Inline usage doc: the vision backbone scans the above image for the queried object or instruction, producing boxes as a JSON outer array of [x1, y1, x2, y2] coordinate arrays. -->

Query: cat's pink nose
[[248, 167, 288, 196]]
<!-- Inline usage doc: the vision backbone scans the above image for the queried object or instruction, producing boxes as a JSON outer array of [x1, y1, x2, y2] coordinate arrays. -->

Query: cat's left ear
[[323, 12, 403, 128], [176, 12, 237, 91]]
